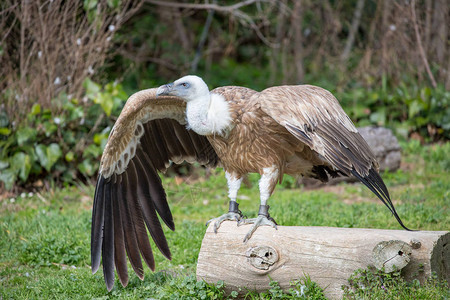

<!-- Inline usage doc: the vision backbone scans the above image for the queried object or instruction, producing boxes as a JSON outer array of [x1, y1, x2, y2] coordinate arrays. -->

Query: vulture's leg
[[241, 167, 278, 242], [206, 172, 244, 233]]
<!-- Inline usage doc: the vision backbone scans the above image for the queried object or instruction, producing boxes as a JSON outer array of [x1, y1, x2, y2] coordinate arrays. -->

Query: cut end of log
[[372, 240, 412, 273], [430, 232, 450, 285]]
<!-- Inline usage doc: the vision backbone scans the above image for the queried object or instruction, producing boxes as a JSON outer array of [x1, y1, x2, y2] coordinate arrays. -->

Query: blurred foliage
[[336, 81, 450, 140], [1, 0, 449, 191], [0, 79, 127, 190], [1, 69, 448, 191]]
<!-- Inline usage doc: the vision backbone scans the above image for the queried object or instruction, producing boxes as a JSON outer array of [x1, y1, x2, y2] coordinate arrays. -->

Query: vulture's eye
[[181, 82, 190, 88]]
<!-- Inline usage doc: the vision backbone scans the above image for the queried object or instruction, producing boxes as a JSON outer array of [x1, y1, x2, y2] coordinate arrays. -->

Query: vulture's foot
[[240, 205, 277, 243], [205, 201, 244, 233]]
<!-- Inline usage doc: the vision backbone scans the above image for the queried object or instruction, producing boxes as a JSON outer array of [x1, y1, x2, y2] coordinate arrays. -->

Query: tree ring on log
[[246, 246, 278, 270], [372, 240, 412, 273]]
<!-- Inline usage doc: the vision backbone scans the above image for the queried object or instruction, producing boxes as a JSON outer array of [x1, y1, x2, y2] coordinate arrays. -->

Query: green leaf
[[78, 159, 96, 176], [47, 143, 62, 170], [83, 78, 101, 100], [95, 93, 114, 116], [0, 112, 9, 127], [409, 100, 422, 119], [369, 108, 386, 126], [17, 127, 37, 146], [93, 133, 108, 147], [83, 144, 102, 158], [35, 144, 48, 170], [30, 104, 41, 116], [68, 106, 84, 121], [65, 151, 75, 162], [420, 87, 431, 101], [0, 168, 16, 190], [0, 160, 9, 170], [35, 143, 62, 171], [43, 122, 58, 137], [83, 0, 98, 11], [0, 127, 11, 136], [10, 152, 31, 182], [107, 0, 120, 9]]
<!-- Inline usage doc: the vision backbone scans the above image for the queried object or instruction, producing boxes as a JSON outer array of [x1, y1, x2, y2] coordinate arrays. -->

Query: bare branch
[[340, 0, 365, 62], [411, 0, 437, 88], [0, 0, 142, 119], [145, 0, 262, 12], [191, 1, 216, 72], [146, 0, 284, 48]]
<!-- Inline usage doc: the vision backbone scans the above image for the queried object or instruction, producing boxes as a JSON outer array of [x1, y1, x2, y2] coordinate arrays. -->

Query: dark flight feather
[[112, 176, 128, 287], [91, 175, 105, 274], [135, 151, 174, 231], [102, 179, 115, 291], [117, 171, 145, 278]]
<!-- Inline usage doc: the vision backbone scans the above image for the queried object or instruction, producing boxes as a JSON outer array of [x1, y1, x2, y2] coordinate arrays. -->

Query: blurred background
[[1, 2, 449, 298], [0, 0, 449, 191]]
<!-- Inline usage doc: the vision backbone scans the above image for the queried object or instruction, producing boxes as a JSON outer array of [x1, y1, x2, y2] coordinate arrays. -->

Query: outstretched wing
[[258, 85, 409, 230], [91, 88, 219, 290]]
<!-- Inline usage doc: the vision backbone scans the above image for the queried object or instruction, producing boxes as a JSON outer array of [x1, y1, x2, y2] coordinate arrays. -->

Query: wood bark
[[197, 223, 449, 299]]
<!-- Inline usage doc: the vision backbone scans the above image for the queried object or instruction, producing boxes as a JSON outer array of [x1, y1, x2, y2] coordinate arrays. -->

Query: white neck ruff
[[186, 92, 232, 137]]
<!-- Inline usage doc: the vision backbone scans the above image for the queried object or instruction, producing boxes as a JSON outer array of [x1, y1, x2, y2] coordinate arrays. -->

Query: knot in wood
[[246, 246, 278, 270], [372, 240, 412, 273], [410, 238, 421, 249]]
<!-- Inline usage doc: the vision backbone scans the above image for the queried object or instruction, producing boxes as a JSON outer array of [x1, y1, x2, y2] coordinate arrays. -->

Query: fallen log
[[196, 223, 449, 299]]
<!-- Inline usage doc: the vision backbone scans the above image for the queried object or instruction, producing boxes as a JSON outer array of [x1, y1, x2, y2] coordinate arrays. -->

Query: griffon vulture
[[91, 75, 409, 290]]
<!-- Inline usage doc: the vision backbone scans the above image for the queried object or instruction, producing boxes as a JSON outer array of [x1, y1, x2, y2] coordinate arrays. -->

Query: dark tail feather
[[351, 168, 412, 231]]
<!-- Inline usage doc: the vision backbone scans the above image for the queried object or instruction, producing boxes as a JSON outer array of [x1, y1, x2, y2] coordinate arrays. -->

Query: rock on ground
[[357, 126, 401, 172]]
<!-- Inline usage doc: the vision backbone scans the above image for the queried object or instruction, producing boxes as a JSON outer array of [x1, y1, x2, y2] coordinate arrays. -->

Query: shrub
[[337, 82, 450, 141], [0, 0, 140, 121], [0, 79, 127, 190]]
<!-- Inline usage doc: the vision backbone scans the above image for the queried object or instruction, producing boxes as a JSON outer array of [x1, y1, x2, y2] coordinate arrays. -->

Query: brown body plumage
[[208, 85, 347, 184], [91, 76, 409, 291]]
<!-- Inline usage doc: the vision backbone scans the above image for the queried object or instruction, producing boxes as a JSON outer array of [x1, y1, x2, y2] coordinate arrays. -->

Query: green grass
[[0, 140, 449, 299]]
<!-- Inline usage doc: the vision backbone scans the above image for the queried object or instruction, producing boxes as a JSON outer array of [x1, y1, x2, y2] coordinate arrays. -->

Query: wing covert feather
[[258, 85, 375, 175]]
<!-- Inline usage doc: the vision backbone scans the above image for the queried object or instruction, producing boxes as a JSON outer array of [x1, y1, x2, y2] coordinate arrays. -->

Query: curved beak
[[156, 83, 175, 96]]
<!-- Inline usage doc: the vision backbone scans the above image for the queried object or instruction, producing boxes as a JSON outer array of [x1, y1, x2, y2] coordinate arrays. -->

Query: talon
[[241, 214, 278, 242], [206, 211, 244, 233]]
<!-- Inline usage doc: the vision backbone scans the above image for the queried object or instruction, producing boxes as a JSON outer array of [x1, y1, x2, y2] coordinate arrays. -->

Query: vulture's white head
[[156, 75, 209, 102], [157, 75, 232, 137]]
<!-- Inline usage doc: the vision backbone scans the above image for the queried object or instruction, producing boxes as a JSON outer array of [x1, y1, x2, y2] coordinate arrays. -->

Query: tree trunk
[[292, 0, 304, 83], [197, 223, 449, 299], [269, 0, 287, 85], [340, 0, 365, 62]]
